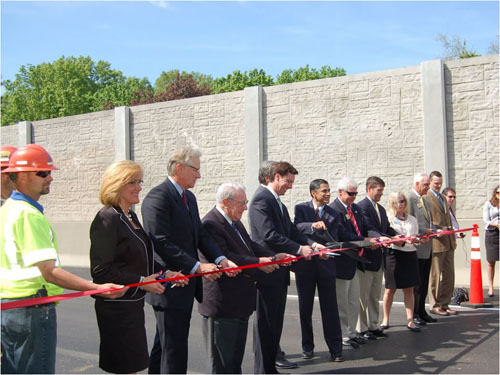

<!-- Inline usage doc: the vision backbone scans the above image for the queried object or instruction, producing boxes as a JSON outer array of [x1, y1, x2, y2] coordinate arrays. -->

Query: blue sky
[[1, 1, 498, 85]]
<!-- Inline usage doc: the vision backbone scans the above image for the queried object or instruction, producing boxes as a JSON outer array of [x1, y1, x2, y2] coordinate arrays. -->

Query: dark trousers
[[253, 271, 288, 374], [414, 257, 432, 316], [295, 262, 342, 355], [202, 316, 249, 374], [149, 308, 192, 374]]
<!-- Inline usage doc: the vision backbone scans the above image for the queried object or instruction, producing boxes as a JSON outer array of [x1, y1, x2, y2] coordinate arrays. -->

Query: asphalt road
[[55, 267, 499, 374]]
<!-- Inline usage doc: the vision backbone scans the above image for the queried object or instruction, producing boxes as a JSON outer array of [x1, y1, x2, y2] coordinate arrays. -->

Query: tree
[[276, 65, 346, 85], [155, 70, 213, 93], [1, 56, 131, 125], [213, 69, 274, 93], [131, 73, 212, 106], [95, 77, 152, 110], [487, 35, 499, 55], [436, 33, 480, 60]]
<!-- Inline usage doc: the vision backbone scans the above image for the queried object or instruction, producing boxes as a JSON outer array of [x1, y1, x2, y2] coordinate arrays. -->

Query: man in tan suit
[[426, 171, 457, 316]]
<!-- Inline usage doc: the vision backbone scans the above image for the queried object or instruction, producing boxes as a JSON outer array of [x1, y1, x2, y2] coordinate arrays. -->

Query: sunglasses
[[35, 171, 51, 178], [345, 191, 358, 197]]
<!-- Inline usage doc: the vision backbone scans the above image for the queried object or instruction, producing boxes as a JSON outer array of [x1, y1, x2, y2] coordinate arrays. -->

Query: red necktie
[[347, 206, 364, 256], [315, 208, 320, 221], [182, 191, 189, 210]]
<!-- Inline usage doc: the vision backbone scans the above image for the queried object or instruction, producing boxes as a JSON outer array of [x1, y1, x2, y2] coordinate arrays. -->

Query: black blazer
[[90, 205, 154, 301], [357, 197, 397, 272], [248, 186, 312, 285], [293, 201, 345, 274], [329, 198, 368, 279], [198, 207, 273, 318], [141, 177, 223, 310]]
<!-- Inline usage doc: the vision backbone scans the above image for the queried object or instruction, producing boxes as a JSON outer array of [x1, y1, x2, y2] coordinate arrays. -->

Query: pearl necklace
[[124, 210, 134, 221]]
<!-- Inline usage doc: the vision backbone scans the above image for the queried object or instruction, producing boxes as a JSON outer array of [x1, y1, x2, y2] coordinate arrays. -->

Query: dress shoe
[[362, 330, 377, 340], [275, 358, 298, 369], [407, 324, 421, 332], [330, 353, 345, 362], [488, 293, 494, 297], [352, 336, 367, 345], [445, 308, 458, 315], [413, 317, 427, 326], [342, 338, 360, 349], [369, 328, 388, 338], [430, 308, 449, 316], [301, 350, 314, 359], [421, 314, 437, 323], [379, 324, 390, 330]]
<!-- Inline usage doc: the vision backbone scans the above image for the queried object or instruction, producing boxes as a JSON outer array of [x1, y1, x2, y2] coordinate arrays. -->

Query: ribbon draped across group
[[0, 226, 477, 311]]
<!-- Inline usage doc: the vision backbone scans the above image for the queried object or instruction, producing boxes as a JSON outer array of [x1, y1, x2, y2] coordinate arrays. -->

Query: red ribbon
[[1, 226, 475, 311]]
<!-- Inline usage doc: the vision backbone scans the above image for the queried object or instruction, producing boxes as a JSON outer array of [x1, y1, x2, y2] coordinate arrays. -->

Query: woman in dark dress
[[483, 185, 499, 297], [382, 192, 422, 332], [90, 160, 186, 373]]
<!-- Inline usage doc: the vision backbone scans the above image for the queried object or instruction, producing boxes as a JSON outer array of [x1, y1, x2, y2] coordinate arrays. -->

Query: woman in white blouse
[[382, 192, 423, 332], [483, 185, 499, 297]]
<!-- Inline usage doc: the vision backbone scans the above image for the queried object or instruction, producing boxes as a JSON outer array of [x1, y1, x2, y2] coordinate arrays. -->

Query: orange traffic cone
[[462, 224, 493, 308]]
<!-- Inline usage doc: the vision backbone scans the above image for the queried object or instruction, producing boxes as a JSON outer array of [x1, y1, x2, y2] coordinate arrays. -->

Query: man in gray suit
[[408, 173, 437, 325]]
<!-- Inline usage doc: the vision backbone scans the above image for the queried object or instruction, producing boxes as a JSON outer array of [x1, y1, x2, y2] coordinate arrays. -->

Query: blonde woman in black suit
[[90, 160, 186, 373]]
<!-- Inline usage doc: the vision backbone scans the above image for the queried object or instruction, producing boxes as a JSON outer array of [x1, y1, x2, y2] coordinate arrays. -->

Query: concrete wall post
[[244, 86, 264, 198], [114, 106, 131, 161]]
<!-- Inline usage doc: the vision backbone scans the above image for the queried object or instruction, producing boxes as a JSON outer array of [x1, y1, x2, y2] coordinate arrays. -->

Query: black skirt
[[95, 298, 149, 373], [384, 249, 418, 289], [485, 229, 499, 262]]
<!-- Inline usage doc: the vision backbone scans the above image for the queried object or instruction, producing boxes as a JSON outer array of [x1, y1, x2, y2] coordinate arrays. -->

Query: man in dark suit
[[357, 176, 403, 338], [294, 178, 358, 362], [248, 161, 315, 374], [141, 147, 238, 374], [329, 177, 380, 347], [408, 173, 437, 325], [199, 182, 286, 374]]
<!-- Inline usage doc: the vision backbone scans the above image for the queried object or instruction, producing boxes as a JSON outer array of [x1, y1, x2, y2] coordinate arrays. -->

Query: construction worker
[[1, 145, 17, 205], [0, 144, 127, 374]]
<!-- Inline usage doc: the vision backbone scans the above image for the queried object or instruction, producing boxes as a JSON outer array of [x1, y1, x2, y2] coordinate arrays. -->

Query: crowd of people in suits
[[1, 144, 485, 374]]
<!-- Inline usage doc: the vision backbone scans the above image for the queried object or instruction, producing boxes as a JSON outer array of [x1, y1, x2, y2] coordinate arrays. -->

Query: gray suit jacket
[[408, 191, 433, 259]]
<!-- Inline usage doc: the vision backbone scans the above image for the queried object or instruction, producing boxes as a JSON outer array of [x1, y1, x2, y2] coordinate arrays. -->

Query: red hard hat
[[1, 146, 18, 170], [2, 144, 59, 173]]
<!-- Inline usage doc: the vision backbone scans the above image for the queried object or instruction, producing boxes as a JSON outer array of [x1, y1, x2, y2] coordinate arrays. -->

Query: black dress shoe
[[421, 314, 437, 323], [275, 358, 298, 369], [342, 338, 360, 349], [301, 350, 314, 359], [331, 353, 345, 362], [413, 317, 427, 326], [369, 328, 388, 338], [362, 330, 377, 340], [352, 336, 367, 345]]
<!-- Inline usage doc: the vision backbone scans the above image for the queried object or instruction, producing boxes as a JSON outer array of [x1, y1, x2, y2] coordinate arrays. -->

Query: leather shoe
[[275, 358, 298, 369], [445, 308, 458, 315], [331, 353, 345, 362], [362, 330, 377, 340], [369, 328, 388, 338], [380, 324, 390, 330], [407, 324, 421, 332], [430, 308, 449, 316], [342, 338, 360, 349], [413, 317, 427, 326], [421, 314, 437, 323], [301, 350, 314, 359], [352, 336, 367, 345]]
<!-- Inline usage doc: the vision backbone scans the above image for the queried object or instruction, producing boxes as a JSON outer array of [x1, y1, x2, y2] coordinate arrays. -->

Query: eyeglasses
[[35, 171, 51, 178], [446, 196, 456, 199], [345, 191, 358, 197], [230, 198, 248, 206], [184, 164, 200, 172], [128, 179, 144, 186], [397, 200, 406, 204]]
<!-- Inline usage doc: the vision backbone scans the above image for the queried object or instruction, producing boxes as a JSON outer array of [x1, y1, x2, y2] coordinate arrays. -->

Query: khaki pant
[[429, 250, 455, 310], [336, 272, 360, 340], [357, 267, 383, 332]]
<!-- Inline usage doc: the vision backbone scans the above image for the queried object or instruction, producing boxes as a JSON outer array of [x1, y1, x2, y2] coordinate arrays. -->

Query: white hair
[[337, 177, 359, 191], [216, 182, 246, 203], [413, 172, 428, 185]]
